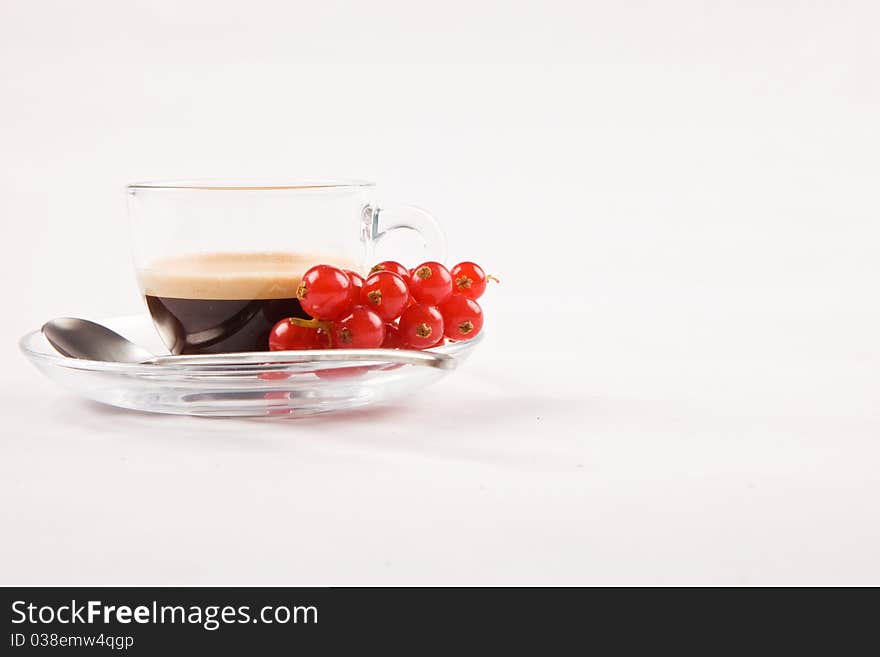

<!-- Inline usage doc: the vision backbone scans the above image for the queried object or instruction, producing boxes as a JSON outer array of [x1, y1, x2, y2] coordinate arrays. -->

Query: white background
[[1, 1, 878, 584]]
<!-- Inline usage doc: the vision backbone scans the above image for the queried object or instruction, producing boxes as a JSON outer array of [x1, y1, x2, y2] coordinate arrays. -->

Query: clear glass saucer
[[19, 314, 481, 417]]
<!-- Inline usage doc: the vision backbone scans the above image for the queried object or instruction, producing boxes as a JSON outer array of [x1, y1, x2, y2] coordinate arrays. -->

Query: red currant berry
[[398, 303, 444, 349], [449, 262, 487, 300], [439, 294, 483, 341], [361, 271, 410, 322], [315, 328, 332, 349], [344, 269, 365, 299], [382, 322, 404, 348], [269, 318, 323, 350], [333, 305, 386, 348], [370, 260, 410, 279], [408, 261, 453, 306], [297, 265, 354, 320]]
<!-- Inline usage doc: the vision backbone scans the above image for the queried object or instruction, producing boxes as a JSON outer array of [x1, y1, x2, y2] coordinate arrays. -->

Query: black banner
[[0, 586, 869, 653]]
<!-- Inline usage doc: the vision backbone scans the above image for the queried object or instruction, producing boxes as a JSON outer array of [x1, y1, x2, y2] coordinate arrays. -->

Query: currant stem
[[288, 317, 332, 331]]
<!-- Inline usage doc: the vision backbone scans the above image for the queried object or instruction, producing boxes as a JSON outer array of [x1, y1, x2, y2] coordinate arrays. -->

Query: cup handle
[[362, 203, 447, 265]]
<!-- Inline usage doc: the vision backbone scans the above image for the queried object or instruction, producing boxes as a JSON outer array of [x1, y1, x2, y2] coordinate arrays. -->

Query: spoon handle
[[148, 348, 456, 370]]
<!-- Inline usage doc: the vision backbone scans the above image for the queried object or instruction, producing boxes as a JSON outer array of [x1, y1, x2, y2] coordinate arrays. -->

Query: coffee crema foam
[[138, 252, 353, 300]]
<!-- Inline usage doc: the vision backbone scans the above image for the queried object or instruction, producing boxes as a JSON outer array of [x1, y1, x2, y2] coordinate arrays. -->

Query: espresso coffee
[[138, 252, 346, 355]]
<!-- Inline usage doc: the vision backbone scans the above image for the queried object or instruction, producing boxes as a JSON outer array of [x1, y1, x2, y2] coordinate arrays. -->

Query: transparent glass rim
[[127, 178, 376, 191]]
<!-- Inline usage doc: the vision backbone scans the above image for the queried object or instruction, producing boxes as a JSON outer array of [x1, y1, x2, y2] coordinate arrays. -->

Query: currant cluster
[[268, 260, 491, 352]]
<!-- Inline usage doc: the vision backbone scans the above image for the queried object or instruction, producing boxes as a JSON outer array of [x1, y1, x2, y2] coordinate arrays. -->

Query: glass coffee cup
[[127, 179, 446, 355]]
